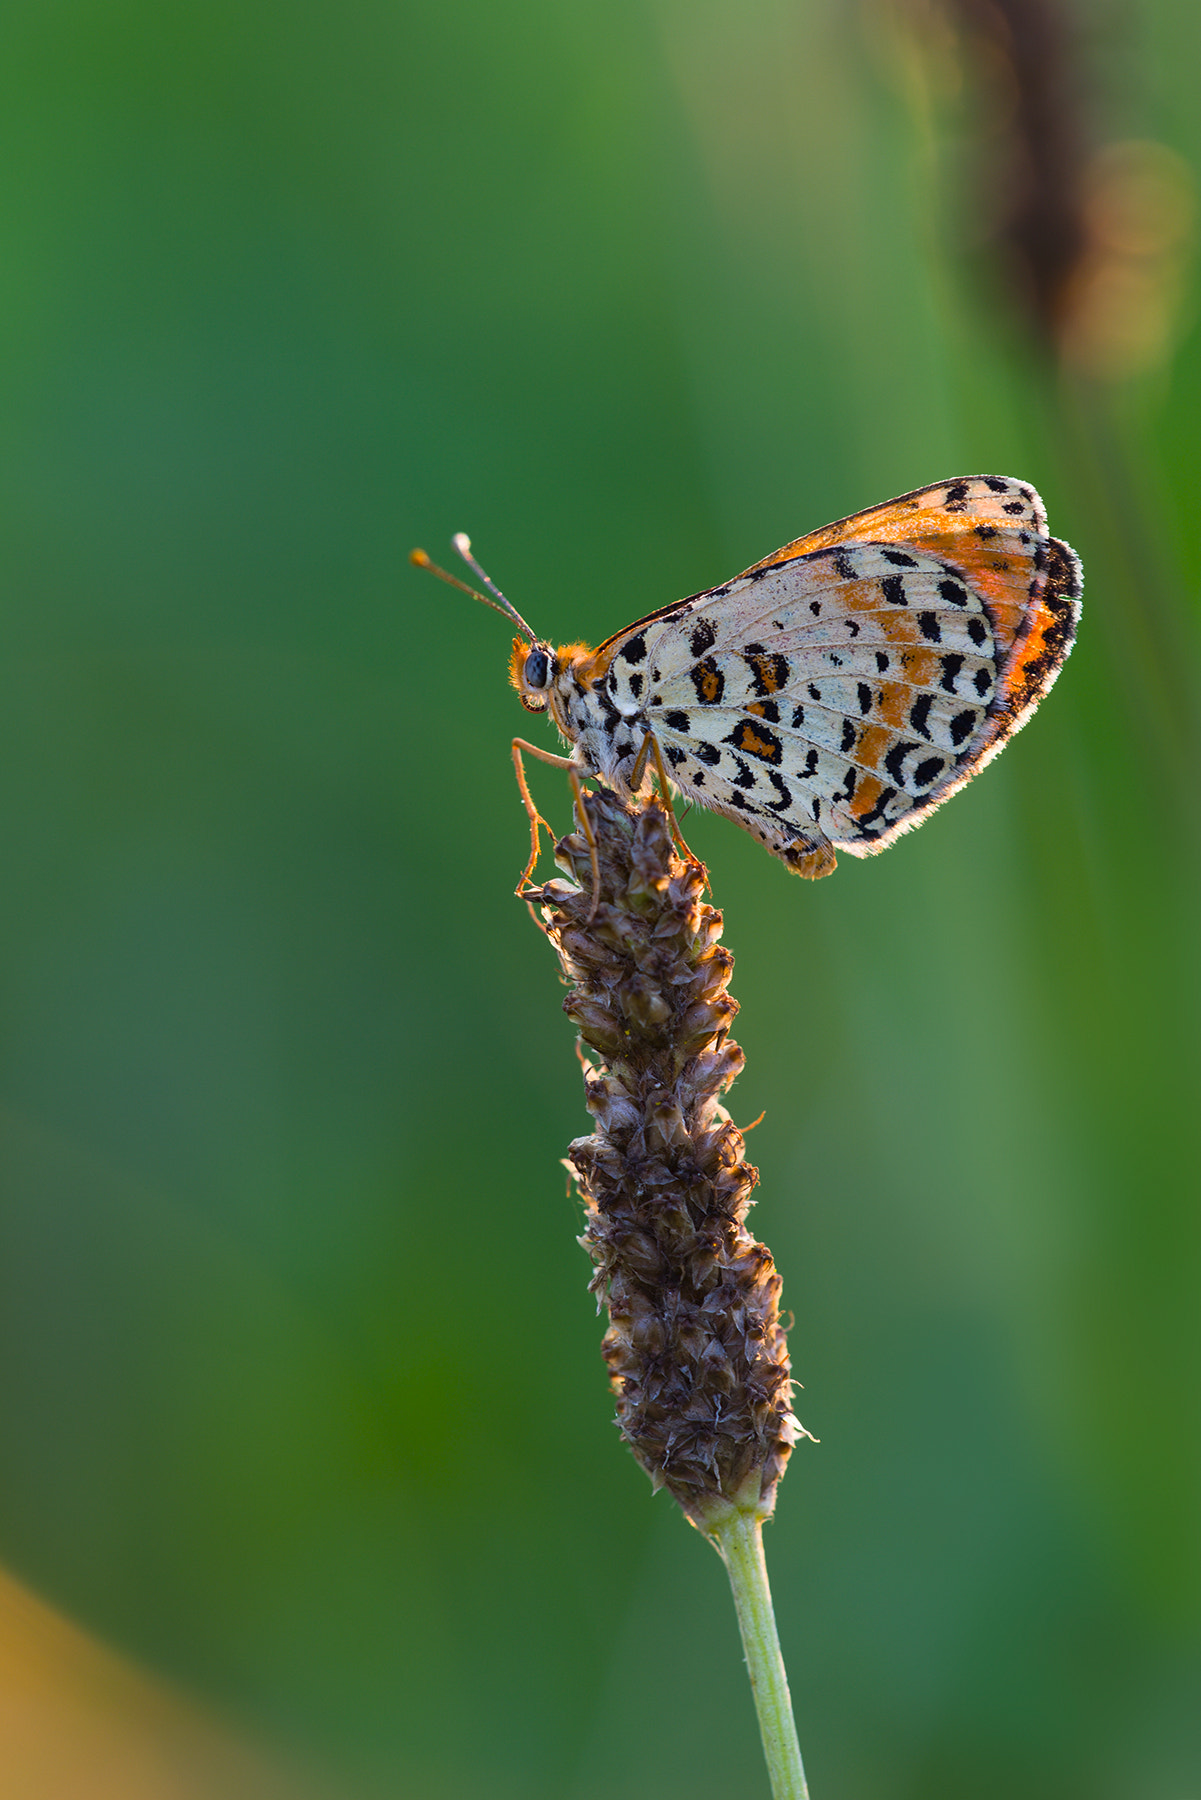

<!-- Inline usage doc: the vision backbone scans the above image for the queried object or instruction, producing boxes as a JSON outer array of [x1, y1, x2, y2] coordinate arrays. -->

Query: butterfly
[[414, 476, 1082, 882]]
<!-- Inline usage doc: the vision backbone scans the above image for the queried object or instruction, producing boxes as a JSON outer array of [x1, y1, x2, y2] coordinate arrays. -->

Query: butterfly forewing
[[594, 477, 1081, 873]]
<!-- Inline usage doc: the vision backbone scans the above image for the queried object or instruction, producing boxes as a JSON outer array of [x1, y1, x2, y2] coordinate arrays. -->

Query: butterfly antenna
[[453, 533, 541, 642], [409, 537, 540, 643]]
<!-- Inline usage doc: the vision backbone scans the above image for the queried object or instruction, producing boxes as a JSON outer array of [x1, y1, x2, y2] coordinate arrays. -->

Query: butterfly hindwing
[[596, 477, 1081, 873]]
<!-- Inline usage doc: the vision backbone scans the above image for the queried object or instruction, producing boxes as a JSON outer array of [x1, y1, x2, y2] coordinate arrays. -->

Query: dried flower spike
[[524, 783, 811, 1798]]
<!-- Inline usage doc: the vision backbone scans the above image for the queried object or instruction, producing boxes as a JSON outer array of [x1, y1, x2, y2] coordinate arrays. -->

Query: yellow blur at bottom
[[0, 1569, 318, 1800]]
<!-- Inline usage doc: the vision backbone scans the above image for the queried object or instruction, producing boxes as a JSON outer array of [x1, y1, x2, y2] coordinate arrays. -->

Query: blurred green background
[[0, 1, 1198, 1795]]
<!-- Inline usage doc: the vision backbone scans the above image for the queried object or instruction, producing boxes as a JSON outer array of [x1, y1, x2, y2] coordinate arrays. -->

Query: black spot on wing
[[663, 709, 690, 731], [881, 574, 907, 606], [595, 678, 622, 728], [832, 551, 856, 580], [695, 740, 720, 766], [884, 741, 914, 784], [968, 617, 988, 647], [1048, 536, 1083, 602], [689, 618, 716, 657], [882, 549, 918, 567], [950, 709, 978, 746], [1001, 538, 1082, 712], [909, 693, 933, 738], [984, 477, 1009, 492], [854, 784, 898, 829], [723, 719, 784, 766], [689, 657, 725, 705], [622, 633, 647, 664], [939, 653, 963, 693], [766, 771, 793, 812], [917, 612, 942, 642], [938, 578, 969, 607], [744, 646, 790, 695]]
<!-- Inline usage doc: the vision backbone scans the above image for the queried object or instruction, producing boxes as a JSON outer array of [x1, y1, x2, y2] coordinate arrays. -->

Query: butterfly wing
[[597, 477, 1081, 877]]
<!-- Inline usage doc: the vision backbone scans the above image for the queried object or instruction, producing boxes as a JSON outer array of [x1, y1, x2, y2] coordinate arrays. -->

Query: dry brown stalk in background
[[920, 0, 1195, 376]]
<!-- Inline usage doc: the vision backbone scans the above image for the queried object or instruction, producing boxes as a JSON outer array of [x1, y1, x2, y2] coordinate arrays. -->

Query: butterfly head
[[509, 637, 554, 713], [509, 636, 600, 727]]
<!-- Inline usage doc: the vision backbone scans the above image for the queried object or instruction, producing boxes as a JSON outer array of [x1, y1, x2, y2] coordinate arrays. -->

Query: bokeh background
[[1, 2, 1199, 1795]]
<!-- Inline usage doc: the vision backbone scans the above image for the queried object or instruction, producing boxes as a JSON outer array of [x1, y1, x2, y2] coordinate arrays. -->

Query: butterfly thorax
[[510, 635, 655, 797]]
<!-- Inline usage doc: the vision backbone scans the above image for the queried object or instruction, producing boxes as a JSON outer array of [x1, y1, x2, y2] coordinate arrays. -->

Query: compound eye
[[524, 649, 551, 690]]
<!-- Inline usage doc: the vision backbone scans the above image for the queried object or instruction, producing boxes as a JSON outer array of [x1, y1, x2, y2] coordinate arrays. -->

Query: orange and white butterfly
[[414, 476, 1081, 880]]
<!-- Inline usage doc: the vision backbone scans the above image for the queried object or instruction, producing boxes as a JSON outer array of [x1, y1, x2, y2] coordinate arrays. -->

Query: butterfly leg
[[511, 738, 602, 915], [630, 730, 701, 870]]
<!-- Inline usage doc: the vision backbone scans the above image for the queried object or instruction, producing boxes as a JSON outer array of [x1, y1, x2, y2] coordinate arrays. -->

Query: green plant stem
[[710, 1506, 810, 1800]]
